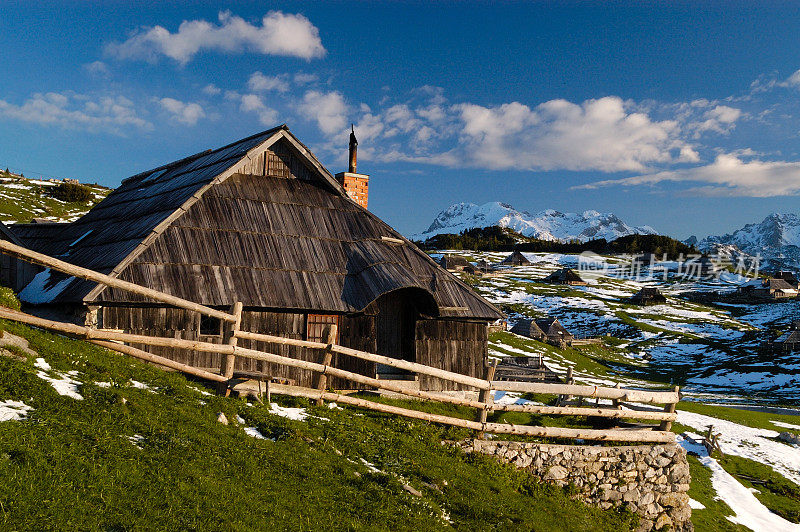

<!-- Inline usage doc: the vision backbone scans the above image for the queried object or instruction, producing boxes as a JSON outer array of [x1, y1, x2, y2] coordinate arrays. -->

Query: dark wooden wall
[[415, 319, 487, 391], [0, 254, 40, 293], [102, 306, 376, 389]]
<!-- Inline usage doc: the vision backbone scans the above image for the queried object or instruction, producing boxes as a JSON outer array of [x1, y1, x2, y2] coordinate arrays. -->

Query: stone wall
[[458, 440, 692, 532]]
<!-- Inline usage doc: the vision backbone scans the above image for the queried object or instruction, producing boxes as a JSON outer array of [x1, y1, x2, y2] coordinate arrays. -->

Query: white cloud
[[202, 84, 221, 96], [293, 72, 319, 85], [247, 72, 289, 92], [687, 105, 743, 137], [239, 93, 279, 125], [575, 153, 800, 197], [106, 10, 325, 64], [786, 69, 800, 88], [298, 90, 349, 135], [0, 92, 151, 132], [83, 61, 110, 77], [158, 97, 205, 125], [451, 96, 697, 172]]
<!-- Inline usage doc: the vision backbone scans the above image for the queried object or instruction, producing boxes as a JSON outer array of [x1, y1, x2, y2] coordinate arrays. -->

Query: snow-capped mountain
[[411, 202, 658, 242], [698, 213, 800, 271]]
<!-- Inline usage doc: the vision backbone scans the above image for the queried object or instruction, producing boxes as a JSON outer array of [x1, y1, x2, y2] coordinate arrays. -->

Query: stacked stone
[[459, 440, 692, 532]]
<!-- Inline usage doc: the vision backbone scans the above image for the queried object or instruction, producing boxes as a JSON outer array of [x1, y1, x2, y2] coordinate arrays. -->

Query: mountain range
[[411, 202, 658, 243], [693, 213, 800, 271]]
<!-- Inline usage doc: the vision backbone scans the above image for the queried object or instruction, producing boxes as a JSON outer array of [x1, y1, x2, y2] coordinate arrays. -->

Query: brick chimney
[[335, 125, 369, 209]]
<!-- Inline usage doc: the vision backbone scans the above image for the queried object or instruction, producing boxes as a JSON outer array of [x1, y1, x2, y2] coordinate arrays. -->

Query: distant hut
[[476, 259, 493, 272], [535, 318, 574, 347], [629, 287, 667, 305], [773, 320, 800, 352], [510, 319, 546, 341], [7, 125, 503, 391], [543, 268, 587, 286], [439, 255, 471, 272], [501, 250, 531, 267], [738, 278, 799, 300], [511, 317, 573, 347]]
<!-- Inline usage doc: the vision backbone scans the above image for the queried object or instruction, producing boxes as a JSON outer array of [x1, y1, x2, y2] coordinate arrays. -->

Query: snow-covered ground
[[679, 434, 800, 531], [452, 250, 800, 403]]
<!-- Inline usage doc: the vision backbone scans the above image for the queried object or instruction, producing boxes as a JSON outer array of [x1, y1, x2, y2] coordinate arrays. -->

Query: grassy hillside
[[0, 170, 109, 223], [0, 316, 637, 531]]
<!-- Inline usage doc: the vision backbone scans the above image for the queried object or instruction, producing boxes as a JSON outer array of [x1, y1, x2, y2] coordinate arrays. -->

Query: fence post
[[612, 383, 621, 409], [218, 301, 243, 396], [315, 324, 338, 406], [659, 385, 679, 432], [476, 358, 499, 439], [558, 366, 574, 406]]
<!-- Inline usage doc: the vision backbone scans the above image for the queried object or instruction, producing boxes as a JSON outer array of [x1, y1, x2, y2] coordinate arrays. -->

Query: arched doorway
[[368, 287, 437, 379]]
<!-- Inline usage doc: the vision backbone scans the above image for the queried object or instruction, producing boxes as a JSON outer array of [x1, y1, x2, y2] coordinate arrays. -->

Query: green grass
[[719, 455, 800, 523], [676, 401, 800, 435], [0, 320, 637, 531], [0, 175, 109, 223]]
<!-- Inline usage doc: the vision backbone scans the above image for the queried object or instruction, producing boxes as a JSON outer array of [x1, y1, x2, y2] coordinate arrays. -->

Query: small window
[[200, 315, 222, 336], [306, 314, 340, 343]]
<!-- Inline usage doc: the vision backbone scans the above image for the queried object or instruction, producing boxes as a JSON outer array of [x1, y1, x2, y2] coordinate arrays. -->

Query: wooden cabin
[[510, 319, 546, 340], [510, 317, 574, 348], [543, 268, 587, 286], [501, 250, 531, 267], [629, 287, 667, 306], [738, 278, 799, 300], [773, 320, 800, 352], [439, 255, 471, 272], [6, 126, 503, 391]]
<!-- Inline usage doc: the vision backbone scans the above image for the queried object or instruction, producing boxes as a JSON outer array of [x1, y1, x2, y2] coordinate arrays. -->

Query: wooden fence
[[0, 239, 679, 443]]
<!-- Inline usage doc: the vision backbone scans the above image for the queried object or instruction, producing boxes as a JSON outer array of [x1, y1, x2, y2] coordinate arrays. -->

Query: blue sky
[[2, 1, 800, 238]]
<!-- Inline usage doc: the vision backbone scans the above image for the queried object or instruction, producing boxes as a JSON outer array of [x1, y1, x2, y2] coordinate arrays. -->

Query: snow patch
[[268, 403, 309, 421], [0, 400, 33, 422], [679, 433, 800, 531]]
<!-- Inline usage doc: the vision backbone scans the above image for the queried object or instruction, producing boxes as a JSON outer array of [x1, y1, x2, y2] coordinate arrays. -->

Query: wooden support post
[[476, 358, 499, 439], [560, 366, 574, 406], [219, 301, 243, 396], [612, 383, 622, 409], [315, 324, 338, 406], [659, 385, 680, 432]]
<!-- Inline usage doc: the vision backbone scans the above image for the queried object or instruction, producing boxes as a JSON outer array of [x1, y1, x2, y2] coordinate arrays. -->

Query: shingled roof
[[11, 126, 502, 320]]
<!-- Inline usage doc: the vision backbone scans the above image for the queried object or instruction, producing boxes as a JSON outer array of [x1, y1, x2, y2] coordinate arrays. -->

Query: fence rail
[[0, 240, 680, 443]]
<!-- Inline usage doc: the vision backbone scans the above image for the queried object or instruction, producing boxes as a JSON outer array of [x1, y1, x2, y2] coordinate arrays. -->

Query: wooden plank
[[89, 339, 226, 383]]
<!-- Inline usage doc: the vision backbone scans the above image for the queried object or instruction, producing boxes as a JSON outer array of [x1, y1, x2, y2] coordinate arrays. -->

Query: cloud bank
[[106, 11, 325, 64]]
